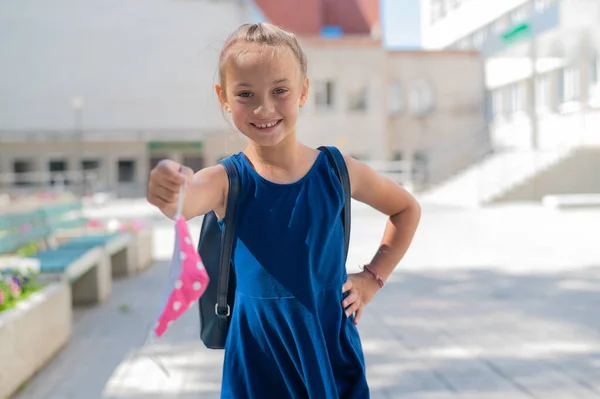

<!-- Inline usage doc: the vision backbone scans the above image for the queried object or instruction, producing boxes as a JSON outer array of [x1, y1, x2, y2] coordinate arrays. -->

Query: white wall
[[421, 0, 529, 49], [0, 0, 252, 132], [298, 42, 389, 160]]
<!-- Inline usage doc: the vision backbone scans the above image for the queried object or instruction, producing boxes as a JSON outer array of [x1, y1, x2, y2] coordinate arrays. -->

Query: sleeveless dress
[[219, 150, 370, 399]]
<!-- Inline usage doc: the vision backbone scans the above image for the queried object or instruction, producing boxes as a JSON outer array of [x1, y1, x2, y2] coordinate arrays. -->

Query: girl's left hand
[[341, 271, 381, 325]]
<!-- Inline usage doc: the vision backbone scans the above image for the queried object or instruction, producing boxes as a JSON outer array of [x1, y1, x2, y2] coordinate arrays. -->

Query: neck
[[244, 134, 306, 169]]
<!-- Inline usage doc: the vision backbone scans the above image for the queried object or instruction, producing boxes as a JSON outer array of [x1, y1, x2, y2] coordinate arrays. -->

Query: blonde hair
[[218, 23, 308, 89]]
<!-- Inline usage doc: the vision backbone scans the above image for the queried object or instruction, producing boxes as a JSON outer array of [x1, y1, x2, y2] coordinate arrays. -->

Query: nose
[[253, 98, 275, 117]]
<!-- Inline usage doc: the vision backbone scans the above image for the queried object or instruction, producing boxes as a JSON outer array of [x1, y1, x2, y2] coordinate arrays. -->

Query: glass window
[[118, 160, 136, 183], [348, 86, 369, 111], [536, 74, 550, 110], [388, 82, 404, 115], [563, 66, 581, 102], [315, 81, 335, 109]]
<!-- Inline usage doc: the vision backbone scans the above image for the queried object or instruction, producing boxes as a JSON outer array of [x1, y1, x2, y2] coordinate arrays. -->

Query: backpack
[[197, 146, 351, 349]]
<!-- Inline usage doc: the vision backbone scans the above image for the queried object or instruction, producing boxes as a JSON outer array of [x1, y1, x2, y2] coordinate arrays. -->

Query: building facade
[[421, 0, 600, 151], [0, 0, 487, 197]]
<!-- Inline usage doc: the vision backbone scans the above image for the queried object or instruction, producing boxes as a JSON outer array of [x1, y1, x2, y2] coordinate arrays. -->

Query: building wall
[[387, 51, 490, 185], [0, 0, 251, 132], [421, 0, 529, 49], [299, 40, 388, 160], [485, 1, 600, 151], [0, 1, 489, 197]]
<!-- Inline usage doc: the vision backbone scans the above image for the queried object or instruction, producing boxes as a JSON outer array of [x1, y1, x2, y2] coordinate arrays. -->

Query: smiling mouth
[[251, 120, 282, 129]]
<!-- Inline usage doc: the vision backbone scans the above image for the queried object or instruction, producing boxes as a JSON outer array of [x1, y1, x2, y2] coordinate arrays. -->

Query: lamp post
[[71, 96, 84, 196]]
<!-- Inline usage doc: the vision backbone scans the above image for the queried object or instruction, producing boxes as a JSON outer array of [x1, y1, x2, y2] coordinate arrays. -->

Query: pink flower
[[9, 278, 21, 297], [86, 220, 102, 228], [0, 290, 4, 306]]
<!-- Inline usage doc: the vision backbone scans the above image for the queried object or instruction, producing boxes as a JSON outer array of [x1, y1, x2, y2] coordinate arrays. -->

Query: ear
[[299, 77, 309, 108], [215, 83, 230, 112]]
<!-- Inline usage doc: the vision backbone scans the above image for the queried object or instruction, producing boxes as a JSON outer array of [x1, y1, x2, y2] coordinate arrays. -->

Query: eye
[[273, 88, 288, 95], [237, 92, 252, 98]]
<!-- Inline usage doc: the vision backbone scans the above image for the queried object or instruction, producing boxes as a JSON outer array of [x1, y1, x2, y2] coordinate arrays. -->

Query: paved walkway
[[12, 201, 600, 399]]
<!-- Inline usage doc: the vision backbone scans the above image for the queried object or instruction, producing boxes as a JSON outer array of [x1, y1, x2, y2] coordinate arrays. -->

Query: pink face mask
[[153, 215, 209, 337], [146, 182, 210, 375]]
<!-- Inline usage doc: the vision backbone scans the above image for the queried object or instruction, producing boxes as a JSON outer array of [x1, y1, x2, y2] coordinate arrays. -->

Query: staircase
[[419, 147, 575, 207]]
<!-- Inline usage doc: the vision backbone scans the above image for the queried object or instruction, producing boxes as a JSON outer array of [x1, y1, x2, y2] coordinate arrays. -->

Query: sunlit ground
[[12, 198, 600, 399]]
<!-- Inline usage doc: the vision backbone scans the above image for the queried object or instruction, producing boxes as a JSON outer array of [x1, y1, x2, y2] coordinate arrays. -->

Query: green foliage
[[0, 268, 42, 313]]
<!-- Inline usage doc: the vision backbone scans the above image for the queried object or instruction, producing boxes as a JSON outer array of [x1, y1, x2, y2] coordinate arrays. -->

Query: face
[[215, 44, 309, 147]]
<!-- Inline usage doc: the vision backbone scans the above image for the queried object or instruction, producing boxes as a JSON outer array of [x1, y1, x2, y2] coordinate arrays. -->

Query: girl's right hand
[[147, 159, 193, 212]]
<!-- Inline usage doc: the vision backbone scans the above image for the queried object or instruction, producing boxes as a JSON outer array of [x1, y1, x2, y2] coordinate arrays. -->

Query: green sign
[[147, 141, 203, 151], [501, 22, 532, 45]]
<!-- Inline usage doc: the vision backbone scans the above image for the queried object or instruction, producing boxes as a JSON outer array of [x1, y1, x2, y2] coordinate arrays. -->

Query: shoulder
[[339, 151, 420, 217], [193, 162, 228, 184], [190, 162, 230, 218]]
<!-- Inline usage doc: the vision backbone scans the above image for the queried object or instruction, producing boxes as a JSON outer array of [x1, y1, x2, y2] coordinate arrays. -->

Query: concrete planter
[[130, 227, 154, 273], [0, 282, 72, 399]]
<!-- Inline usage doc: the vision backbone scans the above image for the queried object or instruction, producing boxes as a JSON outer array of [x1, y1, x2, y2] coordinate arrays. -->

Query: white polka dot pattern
[[153, 215, 210, 338]]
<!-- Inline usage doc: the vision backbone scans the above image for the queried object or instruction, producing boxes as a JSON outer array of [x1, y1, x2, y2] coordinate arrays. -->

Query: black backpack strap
[[318, 146, 351, 261], [215, 157, 240, 318]]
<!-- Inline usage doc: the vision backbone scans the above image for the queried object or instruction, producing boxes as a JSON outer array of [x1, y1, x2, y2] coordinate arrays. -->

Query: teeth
[[257, 121, 279, 129]]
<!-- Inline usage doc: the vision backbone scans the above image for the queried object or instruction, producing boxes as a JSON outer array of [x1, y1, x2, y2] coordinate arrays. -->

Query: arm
[[345, 155, 421, 282], [341, 155, 421, 323], [149, 161, 229, 221], [182, 165, 229, 220]]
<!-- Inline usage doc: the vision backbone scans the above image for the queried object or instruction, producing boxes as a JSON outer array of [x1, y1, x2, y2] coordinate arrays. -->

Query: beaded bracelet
[[362, 264, 385, 288]]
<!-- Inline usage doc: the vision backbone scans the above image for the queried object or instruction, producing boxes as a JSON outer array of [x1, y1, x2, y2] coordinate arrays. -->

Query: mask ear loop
[[144, 328, 171, 378], [144, 174, 187, 378]]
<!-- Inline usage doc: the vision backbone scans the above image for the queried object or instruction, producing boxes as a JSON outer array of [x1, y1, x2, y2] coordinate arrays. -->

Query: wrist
[[360, 264, 385, 289]]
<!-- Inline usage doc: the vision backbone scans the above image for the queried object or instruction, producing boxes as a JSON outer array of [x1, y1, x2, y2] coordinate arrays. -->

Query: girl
[[147, 23, 421, 399]]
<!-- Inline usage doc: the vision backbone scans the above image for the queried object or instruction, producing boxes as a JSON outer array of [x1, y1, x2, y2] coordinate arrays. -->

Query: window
[[492, 16, 508, 34], [409, 80, 435, 117], [563, 66, 581, 102], [535, 74, 551, 111], [348, 87, 368, 111], [82, 159, 100, 171], [388, 82, 404, 115], [13, 159, 34, 186], [457, 37, 471, 50], [48, 160, 67, 172], [149, 156, 166, 172], [535, 0, 554, 12], [183, 156, 205, 172], [590, 53, 599, 103], [118, 160, 136, 183], [590, 53, 598, 85], [49, 159, 68, 186], [507, 82, 526, 115], [509, 5, 528, 25], [491, 89, 505, 119], [315, 81, 335, 109], [472, 29, 487, 50], [412, 151, 428, 183]]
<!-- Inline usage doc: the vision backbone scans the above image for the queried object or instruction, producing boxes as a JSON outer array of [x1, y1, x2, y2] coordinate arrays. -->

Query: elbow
[[392, 194, 421, 223]]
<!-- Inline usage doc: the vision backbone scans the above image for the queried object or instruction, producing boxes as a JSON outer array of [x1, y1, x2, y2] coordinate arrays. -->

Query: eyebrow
[[235, 78, 289, 88]]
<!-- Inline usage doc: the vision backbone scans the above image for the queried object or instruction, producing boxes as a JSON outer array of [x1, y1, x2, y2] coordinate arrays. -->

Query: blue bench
[[0, 208, 111, 305], [40, 201, 135, 278]]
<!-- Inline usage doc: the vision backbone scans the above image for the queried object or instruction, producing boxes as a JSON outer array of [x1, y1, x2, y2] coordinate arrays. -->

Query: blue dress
[[220, 150, 370, 399]]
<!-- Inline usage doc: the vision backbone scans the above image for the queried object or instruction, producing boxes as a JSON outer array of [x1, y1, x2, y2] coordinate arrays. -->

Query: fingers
[[147, 159, 191, 209], [151, 184, 179, 203], [354, 307, 363, 325], [342, 280, 353, 294], [344, 300, 361, 318], [342, 291, 358, 309]]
